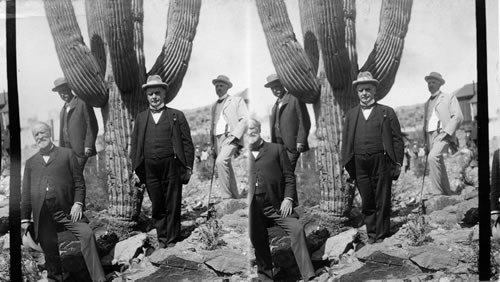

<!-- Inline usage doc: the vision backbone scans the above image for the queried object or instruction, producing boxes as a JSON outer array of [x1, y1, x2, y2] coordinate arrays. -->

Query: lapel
[[278, 94, 290, 116], [66, 96, 78, 117], [165, 107, 176, 138], [349, 105, 361, 141], [222, 95, 231, 114], [46, 146, 58, 166], [255, 141, 268, 161], [434, 92, 445, 111]]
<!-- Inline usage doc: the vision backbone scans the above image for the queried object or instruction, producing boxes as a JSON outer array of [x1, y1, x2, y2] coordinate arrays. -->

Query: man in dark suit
[[265, 74, 311, 171], [341, 71, 404, 244], [130, 75, 194, 248], [52, 77, 99, 170], [247, 118, 315, 281], [21, 122, 105, 282]]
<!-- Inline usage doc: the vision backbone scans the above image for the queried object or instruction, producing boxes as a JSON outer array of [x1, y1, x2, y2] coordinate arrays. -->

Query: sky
[[0, 0, 498, 142]]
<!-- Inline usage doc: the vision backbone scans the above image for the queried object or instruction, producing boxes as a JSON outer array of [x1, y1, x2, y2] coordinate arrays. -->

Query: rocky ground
[[1, 147, 498, 281]]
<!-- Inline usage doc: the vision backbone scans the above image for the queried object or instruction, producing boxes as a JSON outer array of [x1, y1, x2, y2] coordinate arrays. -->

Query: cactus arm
[[360, 0, 413, 101], [148, 0, 201, 104], [256, 0, 319, 104], [85, 0, 107, 76], [43, 0, 107, 107], [298, 0, 319, 74], [105, 0, 139, 93], [314, 0, 354, 93]]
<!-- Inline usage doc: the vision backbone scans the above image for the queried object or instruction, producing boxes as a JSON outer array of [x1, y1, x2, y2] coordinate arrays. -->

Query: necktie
[[40, 147, 53, 156], [360, 103, 375, 110], [150, 106, 165, 113], [250, 141, 263, 152]]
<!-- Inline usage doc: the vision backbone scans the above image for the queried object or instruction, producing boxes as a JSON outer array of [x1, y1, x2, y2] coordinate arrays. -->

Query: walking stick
[[206, 156, 216, 219], [418, 151, 429, 215]]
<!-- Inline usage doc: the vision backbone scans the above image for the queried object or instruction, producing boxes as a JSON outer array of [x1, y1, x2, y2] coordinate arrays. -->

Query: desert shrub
[[405, 213, 433, 246], [198, 210, 226, 250]]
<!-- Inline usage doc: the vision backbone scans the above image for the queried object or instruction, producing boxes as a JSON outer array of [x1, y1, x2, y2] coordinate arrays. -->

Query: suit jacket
[[210, 95, 248, 146], [492, 149, 500, 212], [423, 91, 463, 146], [21, 146, 85, 239], [248, 142, 298, 209], [270, 93, 311, 153], [130, 107, 194, 183], [341, 103, 404, 179], [59, 96, 99, 157]]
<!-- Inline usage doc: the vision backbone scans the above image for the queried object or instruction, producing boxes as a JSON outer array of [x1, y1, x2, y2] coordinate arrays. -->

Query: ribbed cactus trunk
[[44, 0, 201, 220], [258, 0, 412, 216]]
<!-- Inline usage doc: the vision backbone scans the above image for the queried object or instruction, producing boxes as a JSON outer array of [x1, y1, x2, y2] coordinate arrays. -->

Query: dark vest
[[144, 112, 174, 159], [354, 108, 384, 155]]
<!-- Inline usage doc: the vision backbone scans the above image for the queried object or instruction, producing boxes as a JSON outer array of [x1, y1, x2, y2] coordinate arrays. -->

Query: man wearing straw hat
[[422, 72, 463, 196], [130, 74, 194, 248], [210, 75, 248, 200], [341, 71, 404, 244], [52, 77, 98, 171], [265, 74, 311, 171]]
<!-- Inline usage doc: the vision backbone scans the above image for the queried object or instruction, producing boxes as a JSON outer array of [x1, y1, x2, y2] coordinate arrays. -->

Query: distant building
[[453, 82, 477, 130]]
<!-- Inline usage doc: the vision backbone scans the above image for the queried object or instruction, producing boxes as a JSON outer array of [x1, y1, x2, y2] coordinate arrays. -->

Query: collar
[[217, 94, 229, 103], [39, 144, 55, 156], [249, 139, 264, 151], [360, 101, 376, 110], [430, 90, 442, 100], [150, 104, 166, 113]]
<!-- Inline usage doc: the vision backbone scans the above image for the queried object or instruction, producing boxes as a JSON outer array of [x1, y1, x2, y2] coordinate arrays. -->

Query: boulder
[[355, 244, 411, 261], [424, 196, 461, 214], [312, 228, 358, 261], [149, 246, 205, 265], [213, 199, 247, 218], [410, 246, 459, 270], [204, 249, 248, 275], [101, 233, 148, 265], [428, 210, 459, 228]]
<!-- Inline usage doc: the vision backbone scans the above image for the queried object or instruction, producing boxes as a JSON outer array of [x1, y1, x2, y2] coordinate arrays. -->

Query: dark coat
[[21, 146, 85, 239], [270, 93, 311, 153], [130, 107, 194, 183], [248, 142, 298, 209], [492, 149, 500, 212], [341, 104, 404, 179], [59, 96, 99, 157]]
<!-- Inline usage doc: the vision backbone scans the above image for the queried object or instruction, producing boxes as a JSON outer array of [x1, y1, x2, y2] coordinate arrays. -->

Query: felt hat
[[352, 71, 379, 87], [424, 72, 445, 85], [264, 74, 282, 88], [52, 77, 70, 92], [142, 74, 168, 90], [212, 75, 233, 88]]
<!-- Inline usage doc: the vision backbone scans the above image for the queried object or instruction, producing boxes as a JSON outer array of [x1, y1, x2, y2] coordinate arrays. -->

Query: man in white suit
[[210, 75, 248, 199], [422, 72, 463, 196]]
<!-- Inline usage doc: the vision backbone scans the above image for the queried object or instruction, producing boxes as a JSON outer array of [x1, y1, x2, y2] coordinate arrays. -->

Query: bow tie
[[40, 147, 54, 156], [250, 141, 263, 152], [360, 103, 375, 110], [150, 106, 165, 114], [217, 98, 226, 104]]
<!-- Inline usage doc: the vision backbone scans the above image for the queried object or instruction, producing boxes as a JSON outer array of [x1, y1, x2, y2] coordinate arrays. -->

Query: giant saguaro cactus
[[44, 0, 201, 220], [257, 0, 412, 216]]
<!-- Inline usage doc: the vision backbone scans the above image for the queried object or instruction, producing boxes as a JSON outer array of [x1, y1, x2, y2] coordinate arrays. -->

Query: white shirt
[[215, 94, 229, 136], [150, 103, 165, 124]]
